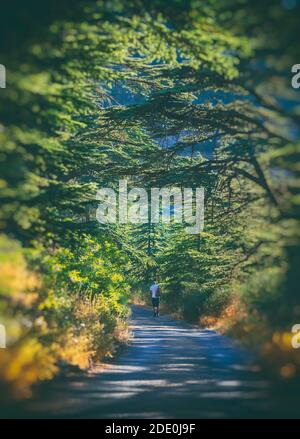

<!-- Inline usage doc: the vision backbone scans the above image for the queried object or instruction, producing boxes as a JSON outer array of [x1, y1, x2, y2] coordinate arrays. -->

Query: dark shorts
[[152, 297, 160, 307]]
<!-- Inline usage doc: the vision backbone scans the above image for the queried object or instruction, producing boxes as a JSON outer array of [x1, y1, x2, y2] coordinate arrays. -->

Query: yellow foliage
[[0, 234, 130, 401], [215, 296, 300, 382], [0, 235, 41, 307], [59, 330, 94, 369], [0, 339, 58, 398]]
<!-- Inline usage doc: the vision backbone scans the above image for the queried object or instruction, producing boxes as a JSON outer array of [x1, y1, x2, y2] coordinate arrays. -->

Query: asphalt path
[[10, 306, 298, 418]]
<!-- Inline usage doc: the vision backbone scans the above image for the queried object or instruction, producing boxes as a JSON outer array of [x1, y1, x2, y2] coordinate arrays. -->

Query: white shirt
[[150, 284, 160, 298]]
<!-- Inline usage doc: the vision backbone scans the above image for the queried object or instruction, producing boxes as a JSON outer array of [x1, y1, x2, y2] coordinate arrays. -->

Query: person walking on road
[[150, 281, 160, 317]]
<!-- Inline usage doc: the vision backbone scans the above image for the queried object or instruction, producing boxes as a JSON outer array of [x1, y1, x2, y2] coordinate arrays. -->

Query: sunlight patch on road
[[200, 391, 268, 399], [102, 365, 148, 374], [217, 380, 270, 388], [217, 380, 242, 387]]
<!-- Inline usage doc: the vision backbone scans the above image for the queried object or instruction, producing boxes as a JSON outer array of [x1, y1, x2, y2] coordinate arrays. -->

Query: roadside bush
[[0, 234, 131, 400]]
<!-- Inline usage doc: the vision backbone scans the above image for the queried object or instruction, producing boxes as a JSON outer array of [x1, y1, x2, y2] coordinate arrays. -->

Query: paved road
[[11, 306, 296, 418]]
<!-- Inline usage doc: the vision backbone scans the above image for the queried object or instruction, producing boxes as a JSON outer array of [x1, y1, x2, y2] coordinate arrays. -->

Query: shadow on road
[[4, 306, 300, 419]]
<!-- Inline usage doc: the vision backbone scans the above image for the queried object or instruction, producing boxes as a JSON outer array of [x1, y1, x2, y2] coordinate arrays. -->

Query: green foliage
[[1, 0, 300, 396]]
